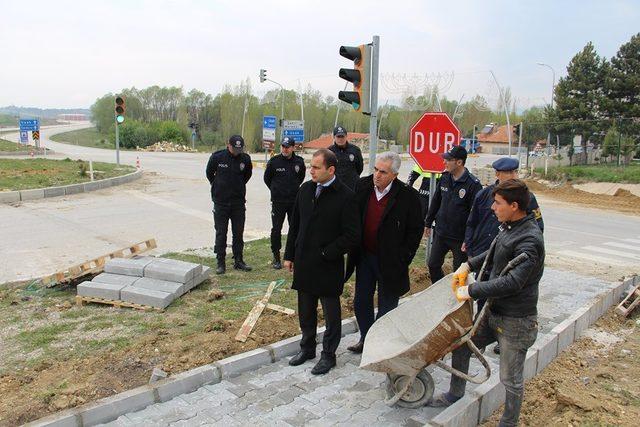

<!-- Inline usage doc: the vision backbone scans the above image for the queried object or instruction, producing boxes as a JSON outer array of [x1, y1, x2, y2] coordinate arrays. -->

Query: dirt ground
[[0, 258, 440, 426], [525, 179, 640, 216], [482, 307, 640, 426]]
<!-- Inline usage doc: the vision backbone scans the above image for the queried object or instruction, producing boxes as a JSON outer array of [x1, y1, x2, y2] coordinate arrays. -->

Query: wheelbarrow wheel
[[386, 370, 435, 408]]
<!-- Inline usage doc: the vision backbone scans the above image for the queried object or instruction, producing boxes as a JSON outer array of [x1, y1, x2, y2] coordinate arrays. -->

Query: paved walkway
[[100, 269, 608, 427]]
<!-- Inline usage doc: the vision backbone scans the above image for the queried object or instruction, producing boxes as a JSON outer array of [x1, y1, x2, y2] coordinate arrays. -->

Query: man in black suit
[[345, 151, 424, 353], [284, 148, 360, 375]]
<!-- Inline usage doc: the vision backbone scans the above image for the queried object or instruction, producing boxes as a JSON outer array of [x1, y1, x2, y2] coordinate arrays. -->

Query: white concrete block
[[77, 281, 126, 300], [132, 277, 185, 296], [120, 286, 175, 309]]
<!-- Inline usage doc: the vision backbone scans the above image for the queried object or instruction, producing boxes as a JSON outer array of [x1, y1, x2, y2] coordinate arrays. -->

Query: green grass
[[50, 127, 116, 149], [16, 323, 77, 351], [539, 163, 640, 184], [0, 158, 135, 191], [0, 138, 30, 152]]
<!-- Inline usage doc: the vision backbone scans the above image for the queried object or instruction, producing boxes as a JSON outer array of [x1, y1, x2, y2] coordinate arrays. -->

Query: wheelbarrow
[[359, 273, 491, 408]]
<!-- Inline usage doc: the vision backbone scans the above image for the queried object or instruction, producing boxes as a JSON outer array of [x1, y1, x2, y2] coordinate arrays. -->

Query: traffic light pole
[[367, 35, 380, 174], [115, 116, 120, 166], [426, 172, 437, 263]]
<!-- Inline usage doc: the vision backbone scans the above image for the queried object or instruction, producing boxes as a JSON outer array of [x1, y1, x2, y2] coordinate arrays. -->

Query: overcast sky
[[1, 0, 638, 110]]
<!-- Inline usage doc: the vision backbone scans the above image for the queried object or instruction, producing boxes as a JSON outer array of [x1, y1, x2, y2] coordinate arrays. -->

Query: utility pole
[[490, 70, 512, 156], [367, 35, 380, 174]]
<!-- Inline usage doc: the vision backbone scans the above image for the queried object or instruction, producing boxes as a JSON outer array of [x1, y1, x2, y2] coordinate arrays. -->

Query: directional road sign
[[19, 119, 40, 132], [20, 131, 28, 144], [282, 120, 304, 143], [262, 115, 277, 143]]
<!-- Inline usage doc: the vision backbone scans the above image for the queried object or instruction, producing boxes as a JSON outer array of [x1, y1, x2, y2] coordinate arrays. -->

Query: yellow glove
[[455, 286, 471, 302], [451, 262, 470, 293]]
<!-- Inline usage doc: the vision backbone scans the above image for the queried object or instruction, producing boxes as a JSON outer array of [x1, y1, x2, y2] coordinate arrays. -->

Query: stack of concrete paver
[[77, 256, 210, 309]]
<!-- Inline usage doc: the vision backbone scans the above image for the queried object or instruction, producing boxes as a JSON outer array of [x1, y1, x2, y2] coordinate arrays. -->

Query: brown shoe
[[347, 341, 364, 354]]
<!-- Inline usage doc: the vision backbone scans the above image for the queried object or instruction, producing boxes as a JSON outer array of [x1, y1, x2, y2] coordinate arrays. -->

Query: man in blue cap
[[463, 157, 543, 353]]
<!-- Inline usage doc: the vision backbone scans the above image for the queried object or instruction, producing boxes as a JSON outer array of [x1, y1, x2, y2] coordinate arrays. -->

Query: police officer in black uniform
[[263, 136, 306, 269], [424, 145, 482, 284], [328, 125, 363, 191], [407, 164, 441, 219], [206, 135, 253, 275]]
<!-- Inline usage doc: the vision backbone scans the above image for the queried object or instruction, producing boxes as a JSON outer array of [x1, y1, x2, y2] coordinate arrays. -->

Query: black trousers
[[297, 290, 342, 359], [270, 201, 294, 253], [427, 233, 467, 283], [213, 202, 245, 260]]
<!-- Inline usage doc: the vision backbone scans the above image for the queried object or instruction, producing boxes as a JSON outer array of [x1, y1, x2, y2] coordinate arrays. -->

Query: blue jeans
[[354, 253, 399, 341], [449, 311, 538, 427]]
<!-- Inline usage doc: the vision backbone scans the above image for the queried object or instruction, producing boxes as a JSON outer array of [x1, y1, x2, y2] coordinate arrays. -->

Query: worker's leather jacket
[[468, 214, 545, 318]]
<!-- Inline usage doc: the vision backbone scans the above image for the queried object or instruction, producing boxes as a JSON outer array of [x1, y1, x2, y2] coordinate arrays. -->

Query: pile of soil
[[526, 180, 640, 215], [482, 308, 640, 426]]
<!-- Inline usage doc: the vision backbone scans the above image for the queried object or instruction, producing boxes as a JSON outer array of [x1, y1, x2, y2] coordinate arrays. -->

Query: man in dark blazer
[[345, 151, 424, 353], [284, 148, 360, 375]]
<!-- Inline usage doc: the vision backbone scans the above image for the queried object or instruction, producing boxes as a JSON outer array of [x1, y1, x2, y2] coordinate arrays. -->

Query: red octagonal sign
[[409, 112, 461, 173]]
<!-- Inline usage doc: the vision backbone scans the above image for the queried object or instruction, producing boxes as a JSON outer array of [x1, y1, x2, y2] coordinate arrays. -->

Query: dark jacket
[[328, 142, 363, 190], [468, 214, 545, 317], [345, 176, 424, 297], [263, 153, 306, 202], [284, 177, 360, 297], [464, 182, 544, 257], [424, 168, 482, 241], [206, 149, 252, 204]]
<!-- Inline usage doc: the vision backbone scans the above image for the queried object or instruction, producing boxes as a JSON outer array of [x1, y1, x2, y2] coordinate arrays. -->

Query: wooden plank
[[235, 281, 277, 342], [76, 295, 164, 312], [266, 303, 295, 315], [615, 283, 640, 317]]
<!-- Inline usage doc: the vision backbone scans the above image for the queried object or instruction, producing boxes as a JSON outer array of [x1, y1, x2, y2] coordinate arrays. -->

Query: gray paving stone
[[20, 188, 45, 201], [144, 258, 201, 284], [120, 286, 175, 309], [132, 277, 185, 296], [104, 256, 154, 277], [92, 273, 139, 287], [77, 281, 127, 300]]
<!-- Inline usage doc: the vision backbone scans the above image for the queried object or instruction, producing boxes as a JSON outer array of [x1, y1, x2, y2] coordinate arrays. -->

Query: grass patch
[[539, 163, 640, 184], [0, 138, 29, 152], [16, 323, 77, 351], [50, 127, 116, 150], [0, 158, 135, 191]]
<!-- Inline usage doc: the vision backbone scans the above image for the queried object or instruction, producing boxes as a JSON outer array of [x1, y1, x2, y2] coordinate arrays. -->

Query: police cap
[[492, 157, 519, 171]]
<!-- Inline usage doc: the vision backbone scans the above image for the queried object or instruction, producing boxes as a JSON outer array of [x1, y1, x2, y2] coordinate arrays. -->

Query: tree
[[605, 33, 640, 139], [553, 42, 608, 164]]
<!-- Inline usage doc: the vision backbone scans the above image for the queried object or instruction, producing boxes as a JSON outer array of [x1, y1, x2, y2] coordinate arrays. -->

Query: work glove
[[455, 285, 471, 302], [451, 262, 470, 293]]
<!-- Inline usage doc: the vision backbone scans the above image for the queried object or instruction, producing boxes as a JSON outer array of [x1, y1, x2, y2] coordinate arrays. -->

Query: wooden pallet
[[75, 295, 164, 312], [615, 282, 640, 317], [41, 239, 157, 287]]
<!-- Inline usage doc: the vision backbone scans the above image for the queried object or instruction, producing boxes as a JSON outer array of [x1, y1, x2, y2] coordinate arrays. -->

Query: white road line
[[556, 250, 631, 266], [544, 225, 616, 239], [125, 190, 213, 224], [582, 245, 640, 261], [604, 242, 640, 252]]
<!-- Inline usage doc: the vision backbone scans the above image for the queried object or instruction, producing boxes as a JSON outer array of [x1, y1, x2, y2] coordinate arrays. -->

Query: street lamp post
[[537, 62, 556, 157]]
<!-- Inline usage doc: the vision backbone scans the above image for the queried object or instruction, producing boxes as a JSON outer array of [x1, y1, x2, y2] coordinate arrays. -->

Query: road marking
[[125, 190, 213, 224], [604, 242, 640, 252], [582, 245, 640, 261], [556, 250, 631, 266], [545, 225, 616, 239]]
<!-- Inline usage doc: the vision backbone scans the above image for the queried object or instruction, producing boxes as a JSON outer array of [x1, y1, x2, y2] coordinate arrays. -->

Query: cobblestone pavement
[[101, 269, 609, 426]]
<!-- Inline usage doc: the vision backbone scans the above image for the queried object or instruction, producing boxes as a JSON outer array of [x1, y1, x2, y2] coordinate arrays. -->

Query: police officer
[[263, 137, 306, 269], [424, 145, 482, 284], [407, 164, 441, 219], [206, 135, 253, 275], [463, 157, 543, 354], [328, 125, 363, 191]]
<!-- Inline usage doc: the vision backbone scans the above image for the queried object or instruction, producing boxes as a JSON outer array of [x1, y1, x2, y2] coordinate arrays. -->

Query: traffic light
[[338, 44, 371, 114], [115, 96, 125, 124], [513, 123, 521, 136], [259, 69, 267, 83]]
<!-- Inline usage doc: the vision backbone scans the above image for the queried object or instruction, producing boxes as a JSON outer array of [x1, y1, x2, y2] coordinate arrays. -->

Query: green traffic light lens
[[116, 115, 125, 124]]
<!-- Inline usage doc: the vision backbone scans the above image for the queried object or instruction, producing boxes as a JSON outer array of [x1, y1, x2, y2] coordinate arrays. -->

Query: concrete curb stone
[[44, 186, 65, 198], [473, 374, 505, 422], [0, 191, 20, 203], [155, 365, 221, 402], [64, 183, 85, 195], [79, 386, 156, 426], [551, 318, 576, 354], [20, 188, 45, 201], [531, 332, 558, 374], [570, 306, 591, 339], [523, 348, 538, 380], [216, 349, 272, 379], [430, 394, 480, 427], [266, 335, 303, 361]]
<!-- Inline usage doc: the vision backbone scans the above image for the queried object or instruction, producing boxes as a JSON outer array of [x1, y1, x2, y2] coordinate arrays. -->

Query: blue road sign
[[263, 116, 277, 129], [283, 129, 304, 143], [263, 115, 277, 143], [20, 131, 28, 144], [19, 119, 39, 131]]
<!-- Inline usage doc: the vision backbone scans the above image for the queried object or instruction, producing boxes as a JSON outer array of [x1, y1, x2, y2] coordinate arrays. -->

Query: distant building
[[57, 113, 88, 122], [303, 132, 369, 150], [476, 123, 521, 155]]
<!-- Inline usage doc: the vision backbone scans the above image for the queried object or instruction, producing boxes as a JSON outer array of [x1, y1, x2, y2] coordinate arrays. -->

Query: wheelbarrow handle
[[434, 340, 491, 384]]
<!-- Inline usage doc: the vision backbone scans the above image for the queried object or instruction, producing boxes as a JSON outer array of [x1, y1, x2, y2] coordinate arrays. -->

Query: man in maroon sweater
[[345, 152, 424, 353]]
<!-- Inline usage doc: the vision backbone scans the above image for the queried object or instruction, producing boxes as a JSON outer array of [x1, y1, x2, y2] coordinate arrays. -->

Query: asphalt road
[[1, 124, 639, 283]]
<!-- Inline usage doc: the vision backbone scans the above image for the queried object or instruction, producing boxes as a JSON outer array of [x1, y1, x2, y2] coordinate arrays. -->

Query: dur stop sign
[[409, 112, 461, 173]]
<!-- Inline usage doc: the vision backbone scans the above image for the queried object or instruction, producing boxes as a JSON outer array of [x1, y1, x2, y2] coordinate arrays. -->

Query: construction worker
[[206, 135, 253, 275], [263, 136, 306, 269], [431, 179, 545, 427], [328, 125, 363, 191], [407, 163, 441, 219]]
